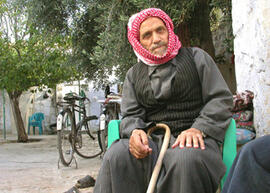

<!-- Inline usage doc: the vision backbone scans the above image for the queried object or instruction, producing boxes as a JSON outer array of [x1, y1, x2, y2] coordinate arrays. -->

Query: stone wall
[[232, 0, 270, 136]]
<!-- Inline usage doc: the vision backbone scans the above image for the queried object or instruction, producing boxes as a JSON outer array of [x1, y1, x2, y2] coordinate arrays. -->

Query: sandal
[[75, 175, 95, 189], [64, 186, 80, 193]]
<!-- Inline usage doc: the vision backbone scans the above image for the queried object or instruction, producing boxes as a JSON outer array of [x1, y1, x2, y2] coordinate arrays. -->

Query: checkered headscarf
[[127, 8, 181, 66]]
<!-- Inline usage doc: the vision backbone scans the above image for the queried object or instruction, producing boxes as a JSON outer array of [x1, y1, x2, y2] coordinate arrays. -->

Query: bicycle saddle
[[64, 93, 86, 101]]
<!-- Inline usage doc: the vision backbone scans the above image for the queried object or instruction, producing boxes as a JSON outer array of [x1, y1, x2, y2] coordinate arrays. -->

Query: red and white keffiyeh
[[127, 8, 182, 66]]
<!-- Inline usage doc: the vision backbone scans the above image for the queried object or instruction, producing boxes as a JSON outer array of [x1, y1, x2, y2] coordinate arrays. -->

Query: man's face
[[139, 17, 169, 56]]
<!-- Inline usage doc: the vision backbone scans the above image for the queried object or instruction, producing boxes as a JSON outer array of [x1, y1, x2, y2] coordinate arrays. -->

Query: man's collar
[[171, 57, 178, 66], [147, 57, 177, 76]]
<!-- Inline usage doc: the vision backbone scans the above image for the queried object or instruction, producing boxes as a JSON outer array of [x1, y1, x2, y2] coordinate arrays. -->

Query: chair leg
[[28, 125, 30, 135], [39, 126, 43, 135], [33, 126, 35, 135]]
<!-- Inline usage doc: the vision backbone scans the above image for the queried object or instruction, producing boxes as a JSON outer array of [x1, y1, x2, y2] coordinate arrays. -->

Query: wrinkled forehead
[[128, 8, 173, 30], [135, 16, 169, 39], [139, 17, 167, 36], [140, 16, 167, 29]]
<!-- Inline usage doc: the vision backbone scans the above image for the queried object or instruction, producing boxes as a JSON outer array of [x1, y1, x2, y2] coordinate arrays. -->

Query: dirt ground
[[0, 135, 102, 193]]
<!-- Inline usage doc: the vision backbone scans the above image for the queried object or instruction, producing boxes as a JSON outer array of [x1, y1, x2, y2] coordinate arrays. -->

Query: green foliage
[[224, 36, 234, 54], [210, 0, 232, 31], [29, 0, 203, 86], [29, 0, 232, 87], [0, 0, 78, 93], [29, 0, 73, 33], [210, 0, 232, 19], [210, 0, 234, 54], [0, 33, 78, 93]]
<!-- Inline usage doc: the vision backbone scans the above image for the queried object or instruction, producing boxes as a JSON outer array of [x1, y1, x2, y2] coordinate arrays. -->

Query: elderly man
[[94, 8, 233, 193]]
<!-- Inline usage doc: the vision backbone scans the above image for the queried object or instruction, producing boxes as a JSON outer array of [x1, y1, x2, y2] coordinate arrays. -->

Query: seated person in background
[[94, 8, 233, 193], [222, 135, 270, 193]]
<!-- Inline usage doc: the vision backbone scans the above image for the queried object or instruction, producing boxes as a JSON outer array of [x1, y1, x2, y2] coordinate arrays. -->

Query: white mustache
[[150, 42, 167, 51]]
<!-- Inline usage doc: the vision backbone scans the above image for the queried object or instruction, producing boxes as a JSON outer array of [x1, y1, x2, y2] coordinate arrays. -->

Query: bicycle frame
[[57, 94, 101, 167], [97, 96, 121, 151], [57, 99, 88, 132], [98, 99, 121, 131]]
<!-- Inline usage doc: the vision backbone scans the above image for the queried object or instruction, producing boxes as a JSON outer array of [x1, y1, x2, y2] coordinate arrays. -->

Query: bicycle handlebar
[[63, 95, 87, 102], [57, 94, 90, 108]]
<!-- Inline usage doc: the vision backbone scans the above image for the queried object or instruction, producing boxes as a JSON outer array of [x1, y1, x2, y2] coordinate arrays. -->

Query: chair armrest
[[221, 119, 237, 189], [107, 120, 121, 148]]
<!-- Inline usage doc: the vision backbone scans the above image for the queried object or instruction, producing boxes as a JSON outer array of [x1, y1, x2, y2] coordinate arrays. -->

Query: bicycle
[[56, 92, 104, 167], [98, 94, 121, 153]]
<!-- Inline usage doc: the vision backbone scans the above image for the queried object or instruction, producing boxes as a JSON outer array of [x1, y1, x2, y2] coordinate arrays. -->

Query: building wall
[[0, 91, 15, 135], [0, 82, 115, 136], [232, 0, 270, 136], [0, 89, 54, 135]]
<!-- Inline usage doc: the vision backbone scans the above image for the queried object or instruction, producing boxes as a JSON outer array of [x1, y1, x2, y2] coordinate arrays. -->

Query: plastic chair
[[107, 119, 237, 190], [28, 112, 45, 135], [221, 119, 237, 189]]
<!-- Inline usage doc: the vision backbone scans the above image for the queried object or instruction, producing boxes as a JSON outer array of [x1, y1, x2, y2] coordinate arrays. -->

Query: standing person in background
[[94, 8, 233, 193]]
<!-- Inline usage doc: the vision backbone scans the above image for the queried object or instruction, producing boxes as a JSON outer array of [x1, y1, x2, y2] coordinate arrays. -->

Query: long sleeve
[[191, 47, 233, 142], [120, 67, 154, 138]]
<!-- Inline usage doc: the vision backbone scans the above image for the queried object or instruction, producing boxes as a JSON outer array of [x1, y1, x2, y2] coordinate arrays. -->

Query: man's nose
[[152, 32, 161, 44]]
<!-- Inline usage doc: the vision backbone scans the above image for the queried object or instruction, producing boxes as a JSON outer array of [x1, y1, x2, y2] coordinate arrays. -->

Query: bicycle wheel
[[57, 109, 74, 166], [74, 117, 103, 159], [99, 129, 107, 153]]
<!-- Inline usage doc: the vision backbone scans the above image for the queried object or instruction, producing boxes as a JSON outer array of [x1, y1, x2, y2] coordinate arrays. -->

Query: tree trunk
[[195, 0, 215, 58], [177, 0, 215, 58], [8, 91, 28, 142], [177, 22, 191, 47]]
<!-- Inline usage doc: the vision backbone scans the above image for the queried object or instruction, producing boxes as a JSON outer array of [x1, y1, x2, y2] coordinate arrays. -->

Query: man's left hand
[[172, 128, 205, 150]]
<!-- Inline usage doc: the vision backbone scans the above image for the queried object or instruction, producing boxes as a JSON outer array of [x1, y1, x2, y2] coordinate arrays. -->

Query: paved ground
[[0, 135, 102, 193]]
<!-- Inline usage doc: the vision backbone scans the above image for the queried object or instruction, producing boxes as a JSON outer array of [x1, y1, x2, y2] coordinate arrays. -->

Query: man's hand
[[129, 129, 152, 159], [172, 128, 205, 150]]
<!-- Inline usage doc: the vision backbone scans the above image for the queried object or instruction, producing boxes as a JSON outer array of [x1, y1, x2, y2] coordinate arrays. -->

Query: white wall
[[232, 0, 270, 136], [0, 91, 15, 135], [0, 81, 116, 135]]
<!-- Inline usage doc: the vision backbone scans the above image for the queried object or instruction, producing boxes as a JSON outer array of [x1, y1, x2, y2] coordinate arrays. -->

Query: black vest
[[132, 48, 203, 137]]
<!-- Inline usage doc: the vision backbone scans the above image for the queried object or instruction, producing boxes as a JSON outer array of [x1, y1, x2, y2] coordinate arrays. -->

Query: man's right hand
[[129, 129, 152, 159]]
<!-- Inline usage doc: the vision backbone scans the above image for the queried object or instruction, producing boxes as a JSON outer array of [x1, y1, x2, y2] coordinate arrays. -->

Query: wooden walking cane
[[146, 123, 171, 193]]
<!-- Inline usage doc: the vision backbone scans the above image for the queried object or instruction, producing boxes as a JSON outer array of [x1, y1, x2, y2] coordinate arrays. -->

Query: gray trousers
[[94, 136, 226, 193]]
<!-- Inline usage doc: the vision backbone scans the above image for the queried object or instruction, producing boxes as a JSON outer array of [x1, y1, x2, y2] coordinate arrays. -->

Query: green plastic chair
[[107, 119, 237, 189], [221, 119, 237, 189], [28, 112, 45, 135]]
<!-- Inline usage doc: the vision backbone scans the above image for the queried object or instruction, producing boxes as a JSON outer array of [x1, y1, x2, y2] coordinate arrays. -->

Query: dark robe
[[94, 47, 233, 193]]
